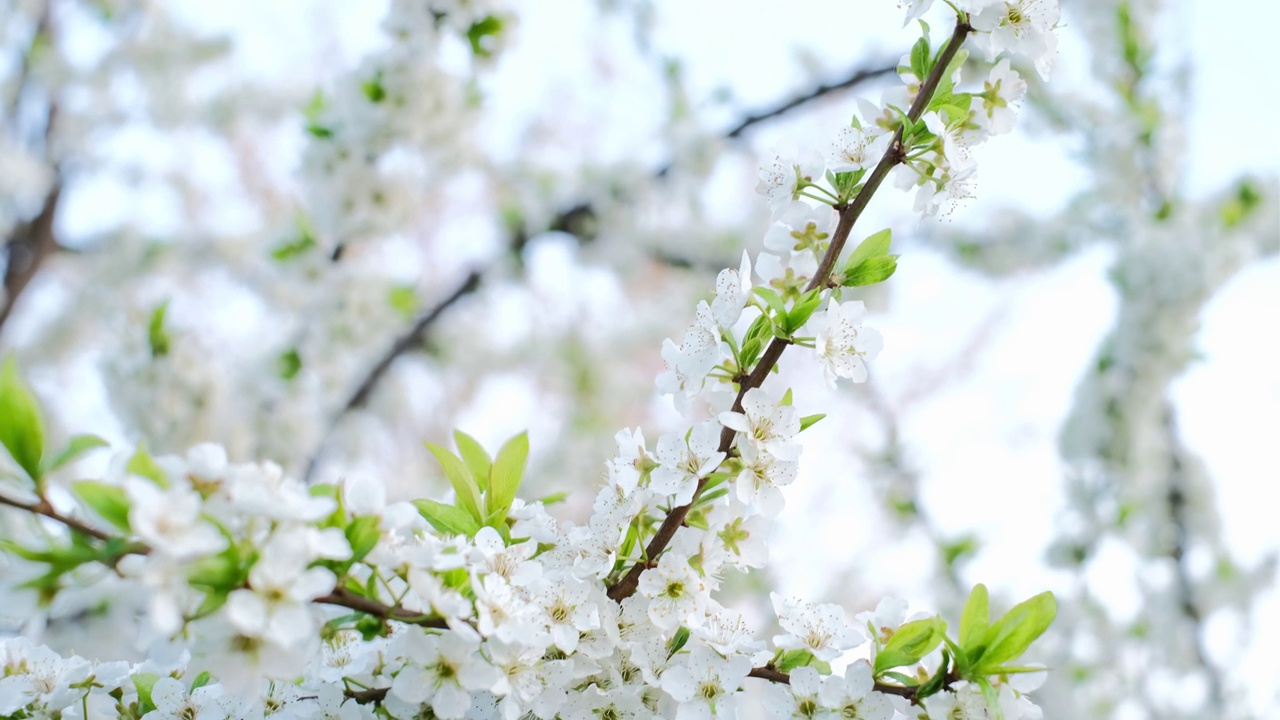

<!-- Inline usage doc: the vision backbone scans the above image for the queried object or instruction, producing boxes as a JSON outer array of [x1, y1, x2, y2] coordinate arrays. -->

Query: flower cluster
[[0, 2, 1061, 719]]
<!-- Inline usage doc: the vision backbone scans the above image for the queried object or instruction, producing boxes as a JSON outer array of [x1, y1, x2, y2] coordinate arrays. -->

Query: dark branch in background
[[1, 3, 61, 338], [609, 19, 974, 603], [1161, 404, 1226, 709], [1, 183, 61, 334], [302, 271, 482, 483], [306, 58, 896, 478]]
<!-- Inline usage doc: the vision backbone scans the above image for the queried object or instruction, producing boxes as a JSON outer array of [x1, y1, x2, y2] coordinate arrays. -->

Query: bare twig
[[302, 271, 482, 482]]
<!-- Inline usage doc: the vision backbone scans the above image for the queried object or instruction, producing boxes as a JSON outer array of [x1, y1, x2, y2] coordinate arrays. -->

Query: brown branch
[[748, 664, 960, 705], [1, 183, 61, 335], [608, 17, 974, 603], [723, 62, 897, 140], [317, 585, 448, 628], [302, 271, 482, 483], [0, 490, 115, 542]]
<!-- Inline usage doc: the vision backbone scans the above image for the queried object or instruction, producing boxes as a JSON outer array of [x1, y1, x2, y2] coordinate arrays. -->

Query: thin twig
[[0, 491, 114, 542], [302, 271, 482, 483], [317, 586, 448, 629], [608, 18, 974, 603]]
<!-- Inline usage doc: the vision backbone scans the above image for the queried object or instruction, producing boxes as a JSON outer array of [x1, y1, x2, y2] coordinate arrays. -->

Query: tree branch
[[0, 490, 114, 542], [316, 586, 448, 629], [1, 183, 61, 335], [302, 271, 482, 483], [608, 17, 973, 603]]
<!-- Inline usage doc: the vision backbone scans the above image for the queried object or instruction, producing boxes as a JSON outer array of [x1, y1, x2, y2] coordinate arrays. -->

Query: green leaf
[[465, 14, 504, 57], [779, 388, 794, 406], [874, 616, 946, 675], [960, 583, 990, 652], [775, 649, 818, 672], [975, 592, 1056, 672], [361, 71, 386, 103], [413, 498, 482, 537], [0, 356, 45, 483], [784, 289, 824, 333], [388, 285, 418, 319], [186, 543, 246, 593], [44, 434, 108, 474], [133, 673, 160, 713], [667, 626, 691, 658], [277, 348, 303, 380], [71, 481, 131, 532], [126, 444, 169, 488], [486, 431, 529, 521], [844, 228, 892, 271], [537, 490, 568, 505], [344, 515, 381, 564], [752, 286, 788, 319], [270, 226, 317, 261], [453, 431, 493, 493], [909, 34, 931, 80], [147, 302, 171, 358], [424, 442, 484, 522], [842, 255, 899, 287], [799, 413, 826, 432], [190, 671, 213, 691]]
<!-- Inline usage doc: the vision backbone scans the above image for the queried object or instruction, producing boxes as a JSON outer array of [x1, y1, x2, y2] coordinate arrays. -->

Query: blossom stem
[[746, 664, 960, 705], [0, 491, 116, 543], [607, 16, 974, 604]]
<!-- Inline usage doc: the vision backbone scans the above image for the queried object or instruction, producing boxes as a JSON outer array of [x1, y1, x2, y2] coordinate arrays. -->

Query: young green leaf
[[344, 515, 381, 565], [71, 480, 131, 532], [424, 442, 485, 522], [44, 434, 109, 474], [147, 302, 171, 358], [413, 498, 482, 537], [844, 228, 892, 272], [486, 431, 529, 521], [752, 286, 789, 319], [799, 413, 826, 432], [975, 591, 1057, 673], [960, 583, 990, 651], [453, 430, 493, 492], [874, 616, 946, 675], [842, 255, 899, 287], [0, 355, 45, 483], [126, 444, 169, 488]]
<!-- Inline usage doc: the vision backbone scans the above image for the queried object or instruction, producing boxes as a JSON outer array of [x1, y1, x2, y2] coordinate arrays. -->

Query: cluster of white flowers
[[0, 2, 1062, 719]]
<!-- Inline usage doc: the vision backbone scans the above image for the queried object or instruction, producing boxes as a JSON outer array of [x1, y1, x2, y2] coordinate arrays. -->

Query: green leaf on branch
[[453, 430, 493, 493], [775, 649, 829, 674], [784, 289, 824, 334], [843, 256, 899, 288], [147, 302, 171, 359], [0, 355, 45, 483], [126, 444, 169, 488], [424, 442, 485, 522], [799, 413, 826, 432], [909, 31, 932, 80], [974, 591, 1056, 673], [874, 616, 946, 675], [752, 286, 788, 320], [841, 228, 898, 287], [44, 434, 108, 475], [72, 480, 132, 532], [133, 673, 160, 714], [667, 626, 691, 658], [465, 15, 504, 58], [960, 583, 990, 652], [486, 431, 529, 522], [344, 515, 381, 565], [414, 498, 482, 537], [277, 348, 303, 380]]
